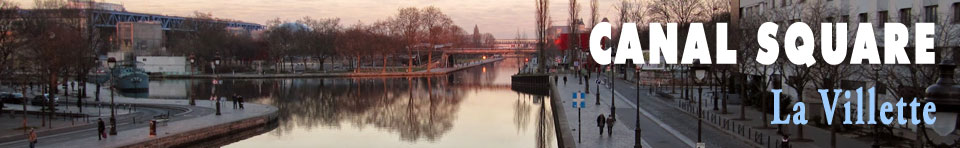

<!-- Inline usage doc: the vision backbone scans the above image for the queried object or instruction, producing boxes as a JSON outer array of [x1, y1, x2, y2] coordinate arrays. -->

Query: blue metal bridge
[[88, 10, 263, 31]]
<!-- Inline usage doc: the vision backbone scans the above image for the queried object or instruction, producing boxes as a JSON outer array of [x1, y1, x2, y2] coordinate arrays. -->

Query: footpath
[[0, 83, 278, 147], [551, 72, 667, 148]]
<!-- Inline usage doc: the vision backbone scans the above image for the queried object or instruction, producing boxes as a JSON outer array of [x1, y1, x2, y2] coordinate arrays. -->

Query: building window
[[900, 8, 912, 27], [878, 11, 888, 28], [859, 13, 869, 23], [740, 8, 745, 17], [953, 3, 960, 24], [924, 6, 938, 23]]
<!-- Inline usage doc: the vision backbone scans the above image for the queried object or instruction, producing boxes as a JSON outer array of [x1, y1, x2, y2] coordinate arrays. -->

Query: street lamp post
[[596, 66, 601, 105], [188, 56, 196, 106], [635, 66, 642, 148], [213, 56, 221, 116], [871, 64, 882, 148], [692, 61, 708, 144], [611, 64, 616, 120], [107, 57, 117, 135], [94, 59, 100, 102], [924, 60, 960, 147]]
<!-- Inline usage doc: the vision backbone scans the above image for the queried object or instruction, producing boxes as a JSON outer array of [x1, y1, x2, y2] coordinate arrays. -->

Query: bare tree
[[535, 0, 549, 73], [650, 0, 705, 24], [0, 1, 22, 82], [568, 0, 580, 67], [768, 0, 840, 140], [297, 17, 340, 72]]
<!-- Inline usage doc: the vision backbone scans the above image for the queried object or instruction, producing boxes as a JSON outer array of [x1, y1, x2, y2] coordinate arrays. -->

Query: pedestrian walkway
[[552, 73, 662, 148], [0, 83, 278, 148], [593, 73, 754, 148]]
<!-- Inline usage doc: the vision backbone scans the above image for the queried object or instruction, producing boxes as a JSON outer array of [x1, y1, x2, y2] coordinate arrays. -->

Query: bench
[[153, 114, 170, 126]]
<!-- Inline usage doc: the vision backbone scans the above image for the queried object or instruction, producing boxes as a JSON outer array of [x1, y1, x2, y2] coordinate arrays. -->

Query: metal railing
[[677, 99, 795, 148]]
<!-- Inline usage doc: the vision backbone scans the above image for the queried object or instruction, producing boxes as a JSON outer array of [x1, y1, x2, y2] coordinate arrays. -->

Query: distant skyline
[[10, 0, 629, 39]]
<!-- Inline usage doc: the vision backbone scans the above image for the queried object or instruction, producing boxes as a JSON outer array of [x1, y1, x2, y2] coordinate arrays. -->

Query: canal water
[[146, 58, 557, 148]]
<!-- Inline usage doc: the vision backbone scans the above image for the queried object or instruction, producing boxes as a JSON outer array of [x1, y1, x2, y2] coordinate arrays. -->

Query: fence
[[677, 99, 795, 148]]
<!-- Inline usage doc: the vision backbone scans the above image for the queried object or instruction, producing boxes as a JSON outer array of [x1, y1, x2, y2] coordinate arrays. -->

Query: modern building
[[117, 21, 164, 54], [66, 0, 126, 11], [135, 56, 188, 75]]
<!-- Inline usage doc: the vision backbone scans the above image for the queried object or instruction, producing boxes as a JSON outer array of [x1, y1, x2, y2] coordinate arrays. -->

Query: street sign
[[572, 92, 585, 108], [697, 142, 705, 148]]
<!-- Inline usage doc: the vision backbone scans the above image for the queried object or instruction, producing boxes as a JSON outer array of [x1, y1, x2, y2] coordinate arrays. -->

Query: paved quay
[[552, 72, 760, 148], [156, 57, 504, 79], [0, 83, 278, 148], [551, 73, 660, 148]]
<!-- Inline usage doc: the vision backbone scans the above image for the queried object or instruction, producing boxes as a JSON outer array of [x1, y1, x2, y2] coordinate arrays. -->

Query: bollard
[[149, 120, 156, 137]]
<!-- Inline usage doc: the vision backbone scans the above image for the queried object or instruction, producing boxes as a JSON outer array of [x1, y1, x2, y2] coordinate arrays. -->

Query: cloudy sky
[[11, 0, 627, 38]]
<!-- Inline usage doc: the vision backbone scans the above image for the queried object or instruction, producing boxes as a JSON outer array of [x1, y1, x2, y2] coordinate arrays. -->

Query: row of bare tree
[[170, 6, 496, 74]]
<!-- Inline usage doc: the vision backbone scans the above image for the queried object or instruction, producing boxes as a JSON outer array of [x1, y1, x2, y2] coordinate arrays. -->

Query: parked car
[[1, 92, 25, 104], [30, 94, 58, 106]]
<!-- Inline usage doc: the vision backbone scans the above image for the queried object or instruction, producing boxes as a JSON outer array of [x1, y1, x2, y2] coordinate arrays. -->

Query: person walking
[[606, 114, 616, 136], [554, 75, 558, 84], [238, 95, 244, 109], [97, 118, 106, 140], [28, 128, 37, 148], [563, 76, 568, 85], [596, 114, 606, 136], [232, 94, 238, 109]]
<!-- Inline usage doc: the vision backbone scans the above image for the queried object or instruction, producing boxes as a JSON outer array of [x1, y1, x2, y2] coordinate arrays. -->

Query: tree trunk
[[22, 86, 27, 129], [408, 53, 414, 72], [761, 76, 768, 128], [721, 72, 728, 114], [319, 57, 325, 72], [797, 88, 805, 139], [427, 50, 432, 73], [828, 83, 837, 148], [739, 73, 746, 120], [382, 55, 387, 73], [355, 55, 360, 73]]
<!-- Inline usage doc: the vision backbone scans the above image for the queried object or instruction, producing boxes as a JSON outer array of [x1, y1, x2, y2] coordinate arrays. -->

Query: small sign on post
[[572, 92, 586, 108]]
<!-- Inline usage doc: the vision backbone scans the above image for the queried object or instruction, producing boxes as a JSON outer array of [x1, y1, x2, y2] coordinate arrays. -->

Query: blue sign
[[572, 92, 586, 108]]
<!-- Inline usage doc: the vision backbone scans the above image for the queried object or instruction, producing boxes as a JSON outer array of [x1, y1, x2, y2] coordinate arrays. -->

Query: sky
[[9, 0, 626, 39]]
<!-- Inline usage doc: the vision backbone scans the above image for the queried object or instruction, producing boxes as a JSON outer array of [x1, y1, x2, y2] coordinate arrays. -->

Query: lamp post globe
[[925, 60, 960, 137]]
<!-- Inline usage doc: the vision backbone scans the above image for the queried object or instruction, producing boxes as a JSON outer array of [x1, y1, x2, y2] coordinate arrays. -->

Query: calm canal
[[142, 58, 557, 148]]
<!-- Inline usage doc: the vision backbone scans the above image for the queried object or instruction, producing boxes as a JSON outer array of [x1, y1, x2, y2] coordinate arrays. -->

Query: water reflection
[[155, 58, 555, 147]]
